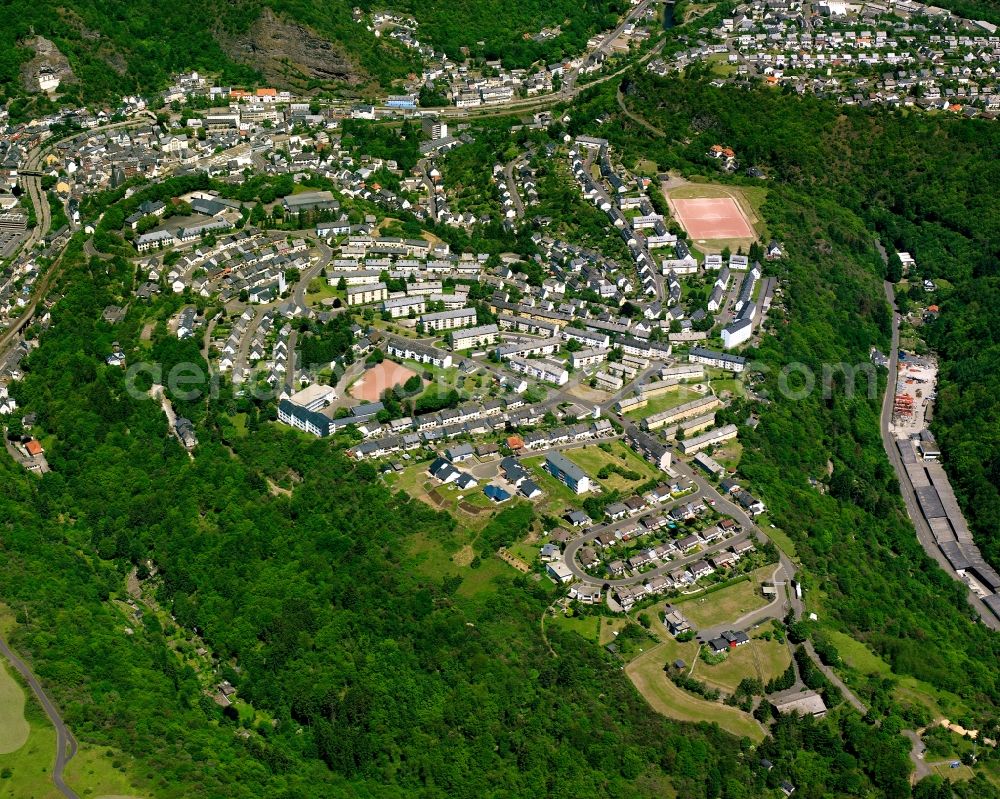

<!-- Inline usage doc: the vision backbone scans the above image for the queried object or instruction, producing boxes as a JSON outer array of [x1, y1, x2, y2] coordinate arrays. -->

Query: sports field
[[671, 197, 755, 240], [349, 360, 419, 402], [663, 182, 766, 254]]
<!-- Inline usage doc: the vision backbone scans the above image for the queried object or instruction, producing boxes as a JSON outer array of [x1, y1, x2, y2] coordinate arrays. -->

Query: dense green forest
[[0, 0, 262, 109], [383, 0, 629, 67], [927, 280, 1000, 568]]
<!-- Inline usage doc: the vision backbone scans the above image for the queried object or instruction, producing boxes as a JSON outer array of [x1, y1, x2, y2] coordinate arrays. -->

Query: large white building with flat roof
[[347, 283, 388, 306], [451, 324, 499, 351], [287, 383, 337, 411], [546, 451, 592, 494], [420, 307, 477, 331], [382, 295, 426, 317], [507, 356, 569, 386]]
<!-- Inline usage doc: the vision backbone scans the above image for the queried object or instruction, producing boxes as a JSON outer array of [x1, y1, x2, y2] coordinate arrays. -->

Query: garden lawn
[[563, 442, 660, 492], [674, 567, 774, 629], [692, 638, 791, 693], [624, 387, 708, 420]]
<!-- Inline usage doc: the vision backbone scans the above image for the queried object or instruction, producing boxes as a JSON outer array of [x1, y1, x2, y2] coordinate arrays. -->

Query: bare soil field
[[350, 360, 419, 402]]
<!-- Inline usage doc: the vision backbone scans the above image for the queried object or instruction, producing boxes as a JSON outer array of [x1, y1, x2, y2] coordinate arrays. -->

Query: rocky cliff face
[[221, 8, 367, 91], [19, 36, 75, 93]]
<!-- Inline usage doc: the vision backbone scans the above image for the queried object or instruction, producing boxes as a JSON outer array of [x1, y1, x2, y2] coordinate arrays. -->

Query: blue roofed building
[[484, 484, 511, 503]]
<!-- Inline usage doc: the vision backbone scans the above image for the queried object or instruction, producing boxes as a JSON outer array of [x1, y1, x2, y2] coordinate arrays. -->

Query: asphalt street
[[0, 636, 80, 799]]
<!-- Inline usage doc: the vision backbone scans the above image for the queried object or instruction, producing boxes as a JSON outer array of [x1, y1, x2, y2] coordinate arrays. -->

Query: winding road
[[0, 636, 79, 798], [616, 88, 667, 137]]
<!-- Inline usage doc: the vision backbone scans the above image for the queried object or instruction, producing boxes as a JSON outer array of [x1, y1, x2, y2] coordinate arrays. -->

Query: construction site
[[889, 353, 937, 438]]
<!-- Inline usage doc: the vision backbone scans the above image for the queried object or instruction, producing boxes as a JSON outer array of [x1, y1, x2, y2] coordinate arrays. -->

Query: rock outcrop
[[19, 36, 75, 93], [221, 8, 367, 90]]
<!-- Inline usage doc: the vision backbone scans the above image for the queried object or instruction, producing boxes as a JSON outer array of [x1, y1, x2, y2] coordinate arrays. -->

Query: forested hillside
[[385, 0, 628, 65], [0, 0, 411, 112], [587, 71, 1000, 576], [0, 0, 624, 114], [926, 280, 1000, 568]]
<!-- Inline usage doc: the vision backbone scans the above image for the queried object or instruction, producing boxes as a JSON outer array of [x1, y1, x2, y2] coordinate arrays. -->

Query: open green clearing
[[625, 642, 765, 742], [506, 538, 540, 565], [0, 698, 61, 799], [825, 629, 973, 720], [703, 53, 737, 79], [599, 617, 629, 646], [64, 744, 147, 799], [673, 566, 775, 629], [455, 556, 512, 602], [563, 442, 661, 492], [710, 440, 742, 471], [304, 279, 340, 307], [0, 661, 30, 755], [406, 525, 515, 603], [825, 630, 891, 676], [931, 762, 975, 782], [0, 689, 145, 799], [757, 516, 798, 559], [522, 455, 586, 513], [624, 387, 708, 420], [692, 638, 791, 693], [549, 613, 601, 644], [709, 377, 743, 398]]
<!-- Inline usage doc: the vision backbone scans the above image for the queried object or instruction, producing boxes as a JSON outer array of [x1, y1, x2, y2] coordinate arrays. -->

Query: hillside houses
[[646, 0, 1000, 118]]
